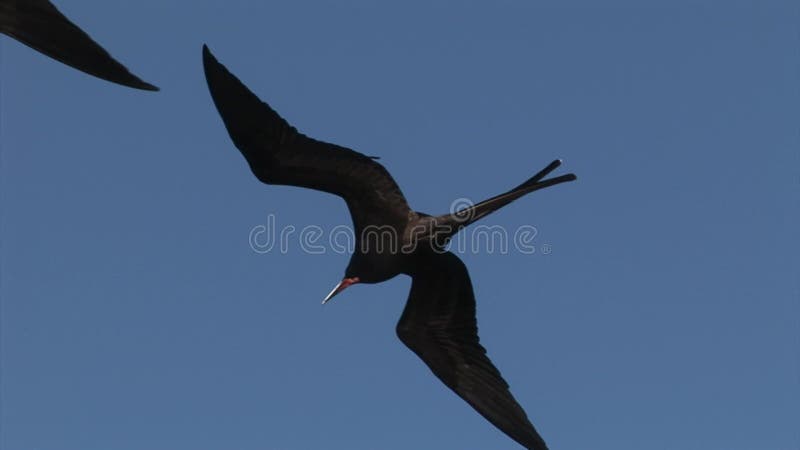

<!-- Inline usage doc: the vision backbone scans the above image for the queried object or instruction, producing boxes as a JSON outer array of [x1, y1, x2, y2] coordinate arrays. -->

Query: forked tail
[[442, 159, 576, 231]]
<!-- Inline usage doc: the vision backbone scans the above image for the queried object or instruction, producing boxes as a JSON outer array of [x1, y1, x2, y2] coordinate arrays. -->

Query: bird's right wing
[[202, 45, 412, 233], [0, 0, 157, 90], [396, 251, 548, 450]]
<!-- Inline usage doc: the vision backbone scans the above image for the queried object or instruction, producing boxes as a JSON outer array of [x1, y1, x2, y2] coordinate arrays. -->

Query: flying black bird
[[203, 44, 576, 450], [0, 0, 157, 90]]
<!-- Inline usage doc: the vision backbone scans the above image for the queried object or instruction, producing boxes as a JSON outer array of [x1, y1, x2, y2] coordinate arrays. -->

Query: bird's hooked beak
[[322, 277, 360, 304]]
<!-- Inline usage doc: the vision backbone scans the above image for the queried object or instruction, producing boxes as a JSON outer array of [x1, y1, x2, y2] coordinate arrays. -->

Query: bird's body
[[0, 0, 157, 90], [203, 44, 575, 450]]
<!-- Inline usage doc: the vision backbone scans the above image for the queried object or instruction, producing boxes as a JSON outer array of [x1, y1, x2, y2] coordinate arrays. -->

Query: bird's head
[[322, 276, 360, 304]]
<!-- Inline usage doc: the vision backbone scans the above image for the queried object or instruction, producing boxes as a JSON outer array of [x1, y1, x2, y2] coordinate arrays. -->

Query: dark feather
[[202, 44, 412, 234], [0, 0, 157, 90], [397, 251, 549, 450]]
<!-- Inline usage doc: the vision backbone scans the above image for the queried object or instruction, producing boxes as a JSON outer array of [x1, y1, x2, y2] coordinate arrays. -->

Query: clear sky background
[[1, 1, 798, 449]]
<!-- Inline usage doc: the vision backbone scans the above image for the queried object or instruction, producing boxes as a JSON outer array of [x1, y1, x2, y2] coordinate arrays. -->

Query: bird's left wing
[[397, 251, 548, 450], [0, 0, 157, 90]]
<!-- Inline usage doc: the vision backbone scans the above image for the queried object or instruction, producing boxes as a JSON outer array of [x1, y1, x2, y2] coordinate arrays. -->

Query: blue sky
[[1, 1, 798, 449]]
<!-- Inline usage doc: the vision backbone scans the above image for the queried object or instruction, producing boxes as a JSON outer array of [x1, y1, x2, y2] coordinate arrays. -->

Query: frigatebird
[[0, 0, 157, 90], [203, 44, 576, 450]]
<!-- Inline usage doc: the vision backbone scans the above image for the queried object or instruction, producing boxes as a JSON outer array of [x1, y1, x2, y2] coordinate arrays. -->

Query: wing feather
[[202, 45, 412, 233], [0, 0, 157, 90], [397, 251, 548, 450]]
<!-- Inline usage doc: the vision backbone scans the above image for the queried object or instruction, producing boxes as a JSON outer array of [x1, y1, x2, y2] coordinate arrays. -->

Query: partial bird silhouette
[[0, 0, 157, 90], [203, 44, 575, 450]]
